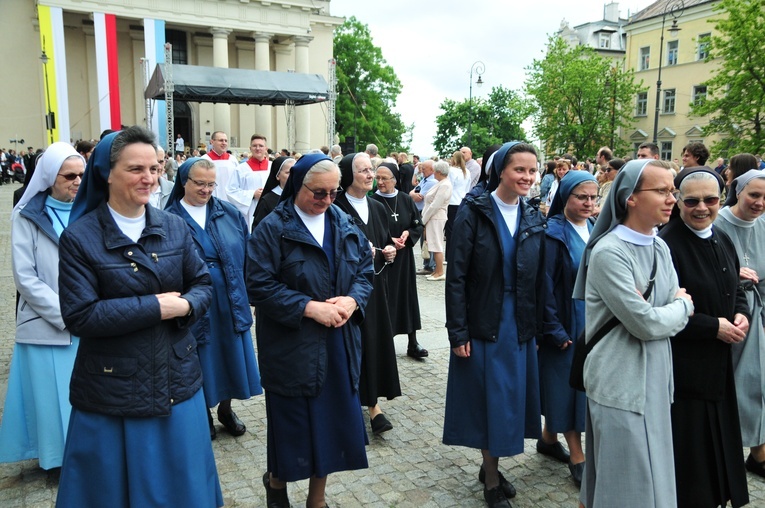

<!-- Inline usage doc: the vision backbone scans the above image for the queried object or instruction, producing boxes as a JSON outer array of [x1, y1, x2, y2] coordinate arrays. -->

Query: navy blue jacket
[[59, 203, 212, 417], [446, 192, 546, 348], [247, 200, 374, 397], [166, 197, 253, 343]]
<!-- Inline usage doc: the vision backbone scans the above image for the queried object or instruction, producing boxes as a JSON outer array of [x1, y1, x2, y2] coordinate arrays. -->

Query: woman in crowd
[[445, 150, 471, 248], [538, 170, 598, 486], [539, 160, 556, 210], [573, 159, 694, 507], [251, 156, 295, 230], [0, 143, 84, 471], [444, 142, 545, 508], [659, 167, 749, 508], [714, 169, 765, 479], [335, 152, 400, 434], [56, 126, 221, 507], [247, 153, 373, 508], [723, 153, 758, 204], [371, 161, 428, 359], [75, 139, 95, 161], [421, 160, 452, 281], [544, 158, 571, 212], [165, 157, 262, 440]]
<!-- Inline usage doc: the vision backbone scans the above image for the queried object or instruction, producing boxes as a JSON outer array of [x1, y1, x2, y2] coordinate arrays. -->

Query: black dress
[[251, 190, 280, 232], [334, 194, 401, 406], [659, 219, 749, 508], [370, 191, 423, 334]]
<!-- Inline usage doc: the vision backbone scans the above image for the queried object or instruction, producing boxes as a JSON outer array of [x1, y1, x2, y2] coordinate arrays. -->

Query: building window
[[165, 29, 188, 65], [667, 40, 678, 66], [693, 85, 707, 106], [697, 33, 711, 60], [661, 141, 673, 161], [639, 47, 650, 70], [663, 89, 676, 114], [599, 33, 611, 49], [636, 92, 648, 116]]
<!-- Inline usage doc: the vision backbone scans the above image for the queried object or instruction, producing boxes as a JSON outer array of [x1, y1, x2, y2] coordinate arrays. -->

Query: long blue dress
[[184, 213, 261, 407], [538, 220, 588, 433], [443, 200, 541, 457], [265, 215, 369, 482], [0, 196, 78, 470]]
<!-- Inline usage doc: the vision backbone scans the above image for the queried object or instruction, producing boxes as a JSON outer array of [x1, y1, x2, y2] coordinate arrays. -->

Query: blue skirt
[[199, 262, 262, 407], [538, 340, 586, 433], [266, 328, 368, 482], [56, 389, 223, 508], [0, 337, 79, 470], [443, 292, 541, 457]]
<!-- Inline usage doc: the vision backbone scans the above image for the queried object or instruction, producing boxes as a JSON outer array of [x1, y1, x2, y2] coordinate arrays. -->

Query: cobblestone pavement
[[1, 182, 764, 507]]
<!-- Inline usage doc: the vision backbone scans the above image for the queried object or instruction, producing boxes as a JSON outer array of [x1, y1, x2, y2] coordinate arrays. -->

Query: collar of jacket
[[19, 191, 59, 245], [96, 201, 168, 250], [467, 191, 546, 236], [275, 199, 358, 245]]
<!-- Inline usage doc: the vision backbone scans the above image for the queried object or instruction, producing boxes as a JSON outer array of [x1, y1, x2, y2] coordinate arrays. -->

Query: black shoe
[[416, 269, 433, 275], [370, 413, 393, 435], [263, 472, 290, 508], [478, 466, 516, 499], [746, 454, 765, 478], [407, 343, 429, 359], [483, 485, 512, 508], [536, 438, 570, 463], [568, 461, 584, 487], [218, 409, 246, 436], [208, 409, 216, 441]]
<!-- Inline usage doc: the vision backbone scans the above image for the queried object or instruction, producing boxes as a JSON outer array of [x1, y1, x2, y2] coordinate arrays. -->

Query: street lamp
[[40, 37, 55, 145], [652, 0, 685, 144], [467, 61, 485, 148]]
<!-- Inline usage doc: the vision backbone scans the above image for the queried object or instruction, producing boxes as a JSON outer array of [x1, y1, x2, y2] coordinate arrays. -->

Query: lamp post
[[467, 61, 485, 148], [40, 37, 54, 145], [652, 0, 684, 144]]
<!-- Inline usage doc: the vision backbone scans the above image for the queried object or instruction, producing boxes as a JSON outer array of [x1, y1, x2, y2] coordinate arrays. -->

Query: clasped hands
[[304, 296, 358, 328]]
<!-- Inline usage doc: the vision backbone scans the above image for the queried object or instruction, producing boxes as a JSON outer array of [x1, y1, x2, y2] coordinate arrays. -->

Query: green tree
[[433, 85, 530, 157], [334, 17, 409, 153], [525, 36, 644, 157], [690, 0, 765, 156]]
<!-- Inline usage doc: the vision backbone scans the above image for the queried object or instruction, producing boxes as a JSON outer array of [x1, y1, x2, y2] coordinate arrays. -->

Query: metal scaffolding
[[327, 58, 336, 146], [164, 43, 174, 157]]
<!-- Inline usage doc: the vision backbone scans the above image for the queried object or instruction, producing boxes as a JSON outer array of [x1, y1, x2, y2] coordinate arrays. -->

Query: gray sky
[[328, 0, 654, 156]]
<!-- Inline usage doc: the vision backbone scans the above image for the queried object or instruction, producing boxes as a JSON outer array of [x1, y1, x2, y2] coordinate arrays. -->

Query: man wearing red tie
[[227, 134, 272, 228], [203, 131, 238, 202]]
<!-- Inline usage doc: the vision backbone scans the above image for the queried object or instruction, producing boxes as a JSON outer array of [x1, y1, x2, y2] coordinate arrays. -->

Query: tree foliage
[[690, 0, 765, 156], [334, 17, 410, 153], [525, 36, 644, 157], [433, 86, 530, 157]]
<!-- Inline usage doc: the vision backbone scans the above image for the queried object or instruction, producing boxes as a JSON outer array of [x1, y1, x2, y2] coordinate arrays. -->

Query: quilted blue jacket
[[59, 202, 212, 417], [165, 196, 253, 343], [247, 200, 374, 397]]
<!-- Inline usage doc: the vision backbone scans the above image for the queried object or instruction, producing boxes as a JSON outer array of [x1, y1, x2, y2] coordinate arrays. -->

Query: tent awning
[[144, 64, 329, 106]]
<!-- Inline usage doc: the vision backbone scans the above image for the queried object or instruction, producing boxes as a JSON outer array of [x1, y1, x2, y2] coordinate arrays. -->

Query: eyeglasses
[[189, 178, 217, 189], [375, 176, 394, 182], [675, 194, 720, 207], [633, 187, 676, 198], [58, 172, 84, 181], [572, 193, 597, 202], [604, 167, 616, 173], [303, 184, 340, 201]]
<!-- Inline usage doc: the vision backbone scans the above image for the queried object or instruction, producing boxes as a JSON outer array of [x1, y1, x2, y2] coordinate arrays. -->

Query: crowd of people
[[2, 128, 765, 508]]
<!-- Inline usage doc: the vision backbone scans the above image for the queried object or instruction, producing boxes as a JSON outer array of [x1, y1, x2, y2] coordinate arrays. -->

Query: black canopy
[[144, 64, 329, 106]]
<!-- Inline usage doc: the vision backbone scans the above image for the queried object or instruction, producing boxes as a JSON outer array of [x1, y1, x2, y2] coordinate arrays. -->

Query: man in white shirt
[[175, 133, 185, 157], [202, 131, 238, 202], [460, 146, 481, 189], [227, 134, 272, 228]]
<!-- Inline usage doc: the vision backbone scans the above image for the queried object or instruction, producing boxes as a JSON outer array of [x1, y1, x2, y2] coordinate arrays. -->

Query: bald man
[[460, 146, 481, 188]]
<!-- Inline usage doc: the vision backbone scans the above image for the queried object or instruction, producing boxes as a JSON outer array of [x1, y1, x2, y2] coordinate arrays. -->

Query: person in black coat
[[659, 167, 750, 508], [251, 156, 295, 231]]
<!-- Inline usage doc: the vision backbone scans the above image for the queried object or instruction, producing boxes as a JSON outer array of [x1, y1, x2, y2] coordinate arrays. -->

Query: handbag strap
[[586, 244, 659, 352]]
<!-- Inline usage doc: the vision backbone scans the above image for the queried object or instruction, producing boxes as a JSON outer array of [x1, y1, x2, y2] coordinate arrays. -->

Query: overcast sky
[[328, 0, 655, 156]]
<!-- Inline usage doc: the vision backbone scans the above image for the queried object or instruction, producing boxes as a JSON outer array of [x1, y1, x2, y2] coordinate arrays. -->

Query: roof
[[144, 64, 329, 106], [629, 0, 715, 23]]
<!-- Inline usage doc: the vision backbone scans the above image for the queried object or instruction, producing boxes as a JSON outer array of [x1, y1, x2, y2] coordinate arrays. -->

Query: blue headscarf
[[572, 158, 653, 299], [279, 152, 333, 202], [547, 170, 598, 218], [165, 157, 204, 209], [485, 141, 521, 193], [69, 131, 121, 224]]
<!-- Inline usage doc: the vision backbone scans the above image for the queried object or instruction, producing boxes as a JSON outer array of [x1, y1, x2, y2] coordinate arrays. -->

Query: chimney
[[604, 2, 620, 22]]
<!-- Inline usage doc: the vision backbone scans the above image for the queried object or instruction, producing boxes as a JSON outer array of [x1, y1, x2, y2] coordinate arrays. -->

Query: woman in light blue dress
[[0, 142, 85, 470]]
